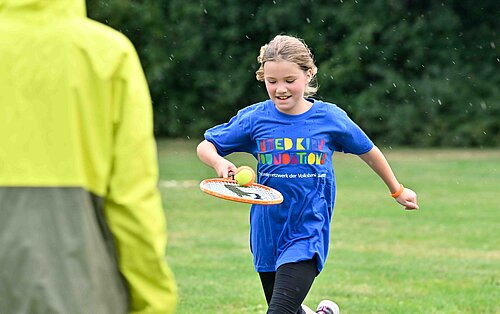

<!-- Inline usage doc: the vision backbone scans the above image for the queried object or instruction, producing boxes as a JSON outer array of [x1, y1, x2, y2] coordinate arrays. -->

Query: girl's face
[[263, 60, 313, 115]]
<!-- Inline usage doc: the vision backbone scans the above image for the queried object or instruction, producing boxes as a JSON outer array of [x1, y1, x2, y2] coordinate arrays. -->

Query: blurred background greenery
[[87, 0, 499, 147]]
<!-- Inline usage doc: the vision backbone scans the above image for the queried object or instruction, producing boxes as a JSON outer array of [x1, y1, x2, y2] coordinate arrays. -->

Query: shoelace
[[316, 305, 334, 314]]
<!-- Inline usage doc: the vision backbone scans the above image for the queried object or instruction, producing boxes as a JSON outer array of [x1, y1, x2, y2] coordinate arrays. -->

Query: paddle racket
[[199, 178, 283, 205]]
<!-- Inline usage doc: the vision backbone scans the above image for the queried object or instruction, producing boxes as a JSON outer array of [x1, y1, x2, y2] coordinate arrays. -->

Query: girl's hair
[[256, 34, 319, 97]]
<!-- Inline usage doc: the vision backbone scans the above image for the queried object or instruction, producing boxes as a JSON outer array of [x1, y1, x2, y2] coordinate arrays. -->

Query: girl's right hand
[[213, 158, 237, 179]]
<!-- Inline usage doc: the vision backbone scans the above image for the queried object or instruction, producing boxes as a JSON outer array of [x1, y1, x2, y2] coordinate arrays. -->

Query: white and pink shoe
[[316, 300, 340, 314]]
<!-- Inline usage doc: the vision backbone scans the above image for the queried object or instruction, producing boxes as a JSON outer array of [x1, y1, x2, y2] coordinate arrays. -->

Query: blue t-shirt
[[204, 99, 374, 273]]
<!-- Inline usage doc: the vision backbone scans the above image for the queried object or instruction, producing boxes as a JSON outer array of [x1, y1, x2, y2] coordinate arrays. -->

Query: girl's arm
[[197, 140, 237, 178], [359, 146, 419, 210]]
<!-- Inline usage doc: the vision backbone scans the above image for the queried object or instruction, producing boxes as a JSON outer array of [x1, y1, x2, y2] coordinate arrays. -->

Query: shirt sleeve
[[204, 107, 255, 156], [332, 108, 374, 155]]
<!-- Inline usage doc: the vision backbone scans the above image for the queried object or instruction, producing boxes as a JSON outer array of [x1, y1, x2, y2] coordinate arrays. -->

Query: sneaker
[[316, 300, 340, 314], [301, 304, 316, 314]]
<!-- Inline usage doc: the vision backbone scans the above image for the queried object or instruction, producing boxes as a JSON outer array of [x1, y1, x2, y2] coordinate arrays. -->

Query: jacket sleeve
[[104, 40, 177, 314]]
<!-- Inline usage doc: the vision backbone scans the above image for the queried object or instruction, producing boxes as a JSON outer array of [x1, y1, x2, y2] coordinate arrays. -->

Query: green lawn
[[158, 139, 500, 314]]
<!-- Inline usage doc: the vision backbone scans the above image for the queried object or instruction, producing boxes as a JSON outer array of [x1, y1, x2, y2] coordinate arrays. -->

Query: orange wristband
[[391, 184, 404, 198]]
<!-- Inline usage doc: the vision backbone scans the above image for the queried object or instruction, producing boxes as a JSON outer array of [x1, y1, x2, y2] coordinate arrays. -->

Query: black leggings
[[259, 259, 318, 314]]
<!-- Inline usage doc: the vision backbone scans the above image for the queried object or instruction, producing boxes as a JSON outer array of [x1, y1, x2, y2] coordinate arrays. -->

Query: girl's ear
[[305, 68, 313, 83]]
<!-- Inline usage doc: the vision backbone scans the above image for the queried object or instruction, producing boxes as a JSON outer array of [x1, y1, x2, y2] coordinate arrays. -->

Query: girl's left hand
[[395, 188, 419, 210]]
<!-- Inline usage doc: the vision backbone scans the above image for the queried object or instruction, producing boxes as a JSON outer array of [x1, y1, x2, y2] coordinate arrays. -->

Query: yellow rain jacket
[[0, 0, 177, 313]]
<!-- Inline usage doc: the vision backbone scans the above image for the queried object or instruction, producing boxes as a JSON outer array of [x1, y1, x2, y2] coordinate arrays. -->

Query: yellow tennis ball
[[234, 166, 255, 186]]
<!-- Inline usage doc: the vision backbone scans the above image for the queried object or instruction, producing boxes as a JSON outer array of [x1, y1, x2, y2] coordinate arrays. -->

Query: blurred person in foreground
[[0, 0, 177, 313]]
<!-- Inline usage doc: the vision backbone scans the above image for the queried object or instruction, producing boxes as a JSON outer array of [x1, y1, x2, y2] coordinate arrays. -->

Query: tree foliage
[[87, 0, 499, 147]]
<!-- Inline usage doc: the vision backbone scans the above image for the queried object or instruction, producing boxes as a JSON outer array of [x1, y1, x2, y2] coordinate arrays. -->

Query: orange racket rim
[[199, 178, 283, 205]]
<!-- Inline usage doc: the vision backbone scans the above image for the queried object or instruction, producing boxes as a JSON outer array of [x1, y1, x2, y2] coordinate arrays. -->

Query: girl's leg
[[259, 259, 318, 314], [258, 271, 276, 305]]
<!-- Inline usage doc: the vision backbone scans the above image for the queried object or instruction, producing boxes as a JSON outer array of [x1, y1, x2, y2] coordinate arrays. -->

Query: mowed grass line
[[157, 139, 500, 313]]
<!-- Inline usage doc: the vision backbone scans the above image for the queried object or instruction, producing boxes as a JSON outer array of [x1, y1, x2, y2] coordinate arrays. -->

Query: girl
[[197, 34, 418, 314]]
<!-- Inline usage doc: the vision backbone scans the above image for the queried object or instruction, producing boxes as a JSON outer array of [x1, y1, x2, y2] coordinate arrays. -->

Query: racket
[[199, 178, 283, 205]]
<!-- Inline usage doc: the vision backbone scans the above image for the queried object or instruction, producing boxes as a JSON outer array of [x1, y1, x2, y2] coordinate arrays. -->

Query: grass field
[[157, 139, 499, 314]]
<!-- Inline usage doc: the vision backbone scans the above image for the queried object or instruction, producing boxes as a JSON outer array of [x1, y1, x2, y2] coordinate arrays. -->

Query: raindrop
[[392, 83, 397, 88], [438, 99, 442, 105], [203, 9, 208, 14], [306, 17, 311, 23], [201, 106, 206, 111]]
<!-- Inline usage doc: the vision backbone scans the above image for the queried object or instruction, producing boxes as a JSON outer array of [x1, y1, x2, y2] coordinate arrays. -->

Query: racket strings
[[202, 181, 281, 201]]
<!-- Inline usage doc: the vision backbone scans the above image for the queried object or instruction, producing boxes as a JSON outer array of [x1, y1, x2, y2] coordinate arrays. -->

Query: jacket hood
[[0, 0, 85, 18]]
